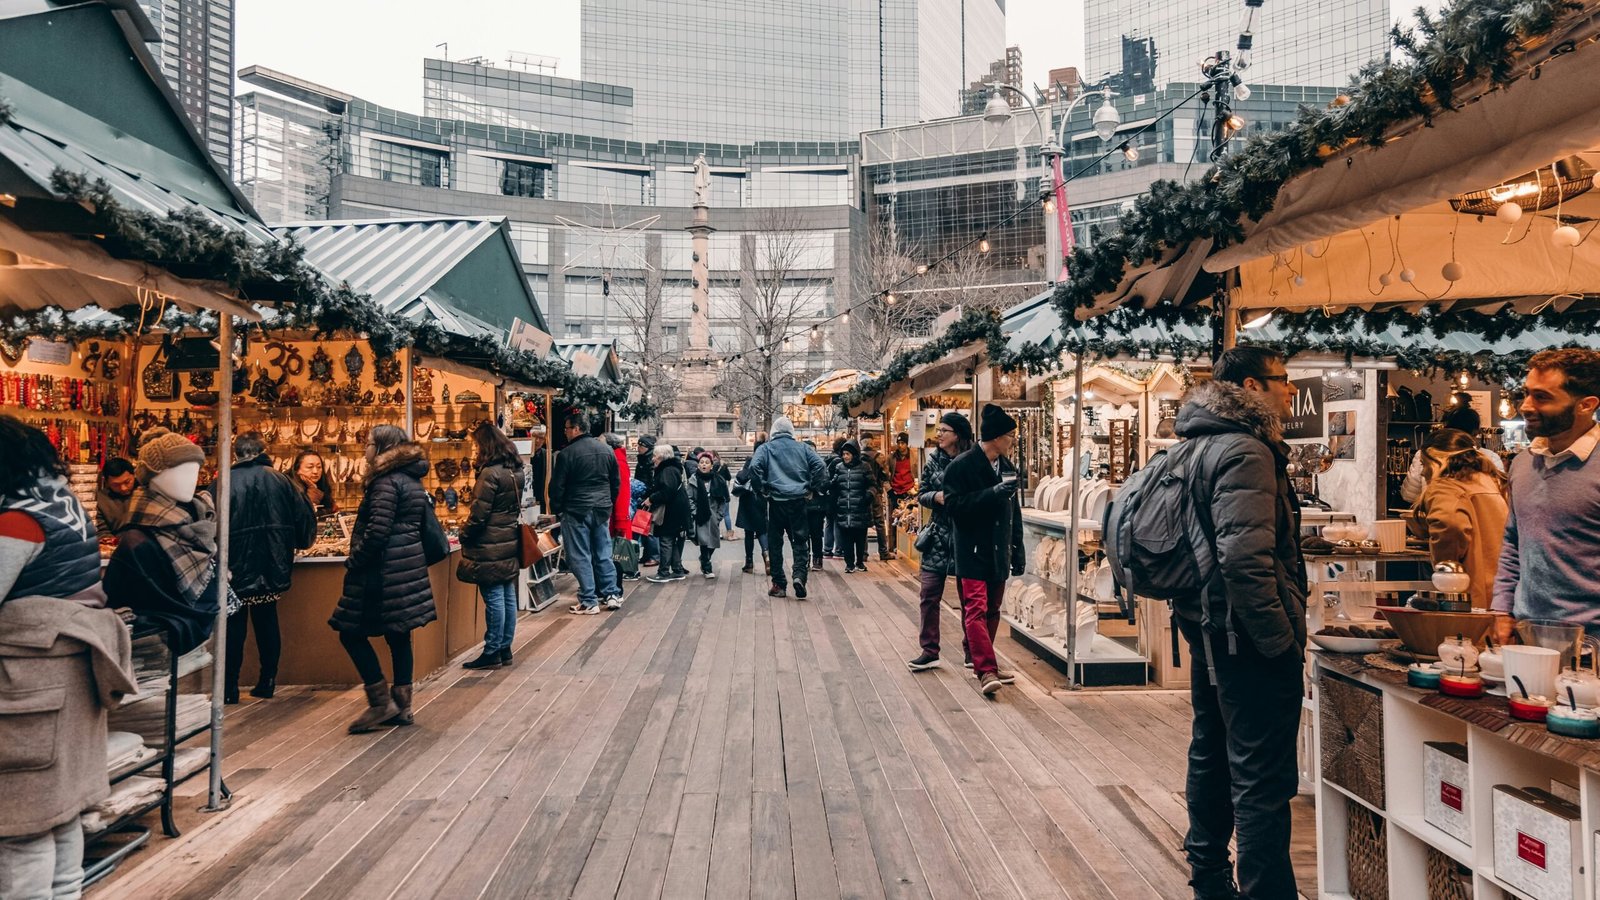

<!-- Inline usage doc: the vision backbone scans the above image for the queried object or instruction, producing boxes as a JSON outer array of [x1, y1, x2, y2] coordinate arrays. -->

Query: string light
[[885, 292, 897, 306], [1042, 196, 1055, 214], [978, 235, 991, 253], [1119, 141, 1138, 162]]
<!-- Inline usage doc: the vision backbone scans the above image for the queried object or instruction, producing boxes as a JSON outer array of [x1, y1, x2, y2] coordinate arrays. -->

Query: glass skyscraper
[[580, 0, 1007, 144], [138, 0, 234, 171], [1083, 0, 1391, 91]]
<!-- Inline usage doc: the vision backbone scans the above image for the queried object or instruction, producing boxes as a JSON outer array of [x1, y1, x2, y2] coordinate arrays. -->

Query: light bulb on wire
[[885, 292, 896, 306], [978, 235, 991, 253], [1042, 196, 1055, 214], [1119, 142, 1138, 162]]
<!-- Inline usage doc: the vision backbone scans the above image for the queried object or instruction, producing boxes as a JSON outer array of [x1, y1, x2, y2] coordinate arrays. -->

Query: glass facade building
[[579, 0, 1007, 144], [138, 0, 234, 171], [234, 89, 338, 223], [1083, 0, 1392, 91]]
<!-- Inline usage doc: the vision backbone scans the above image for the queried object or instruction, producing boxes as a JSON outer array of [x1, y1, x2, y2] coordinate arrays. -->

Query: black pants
[[766, 498, 810, 588], [699, 544, 716, 573], [339, 631, 416, 687], [872, 498, 889, 559], [225, 602, 281, 690], [1177, 616, 1303, 900], [839, 526, 869, 568], [743, 529, 767, 567], [806, 511, 826, 565], [661, 534, 686, 574]]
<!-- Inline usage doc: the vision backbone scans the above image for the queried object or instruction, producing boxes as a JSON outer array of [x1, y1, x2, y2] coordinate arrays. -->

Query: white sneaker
[[602, 596, 623, 610], [569, 603, 600, 615], [704, 570, 717, 579]]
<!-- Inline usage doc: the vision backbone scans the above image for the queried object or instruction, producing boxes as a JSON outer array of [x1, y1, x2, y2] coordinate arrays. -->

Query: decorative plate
[[343, 345, 364, 380], [373, 354, 402, 387], [309, 346, 335, 383]]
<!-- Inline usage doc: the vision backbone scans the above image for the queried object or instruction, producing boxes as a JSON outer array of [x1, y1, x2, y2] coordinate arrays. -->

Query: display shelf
[[1389, 811, 1474, 866], [1324, 776, 1385, 817], [1002, 614, 1148, 686]]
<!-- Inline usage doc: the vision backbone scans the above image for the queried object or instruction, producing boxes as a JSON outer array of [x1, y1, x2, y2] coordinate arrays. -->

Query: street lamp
[[987, 82, 1122, 283]]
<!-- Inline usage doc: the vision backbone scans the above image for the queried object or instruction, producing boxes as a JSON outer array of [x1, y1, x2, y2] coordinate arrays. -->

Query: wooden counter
[[231, 549, 486, 687]]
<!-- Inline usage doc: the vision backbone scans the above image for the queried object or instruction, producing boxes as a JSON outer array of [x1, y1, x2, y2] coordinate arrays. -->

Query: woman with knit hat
[[941, 404, 1026, 695], [905, 411, 973, 672], [103, 428, 222, 654], [329, 424, 438, 733]]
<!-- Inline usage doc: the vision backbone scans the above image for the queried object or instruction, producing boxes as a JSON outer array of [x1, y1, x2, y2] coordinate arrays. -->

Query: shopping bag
[[630, 508, 653, 536], [612, 536, 639, 578]]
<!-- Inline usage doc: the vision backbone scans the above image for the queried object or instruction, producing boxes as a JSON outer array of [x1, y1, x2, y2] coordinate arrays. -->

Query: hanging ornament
[[1552, 224, 1582, 248], [1292, 274, 1306, 287], [373, 354, 402, 387], [1399, 268, 1416, 283], [1378, 272, 1394, 287], [309, 345, 335, 383], [1496, 201, 1523, 224], [343, 345, 365, 380], [1441, 261, 1464, 281]]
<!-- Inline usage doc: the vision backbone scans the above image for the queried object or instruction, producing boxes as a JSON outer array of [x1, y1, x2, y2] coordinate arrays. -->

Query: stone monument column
[[659, 154, 741, 456]]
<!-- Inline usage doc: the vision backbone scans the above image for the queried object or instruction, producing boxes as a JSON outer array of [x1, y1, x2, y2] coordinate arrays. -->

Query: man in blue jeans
[[550, 411, 623, 614]]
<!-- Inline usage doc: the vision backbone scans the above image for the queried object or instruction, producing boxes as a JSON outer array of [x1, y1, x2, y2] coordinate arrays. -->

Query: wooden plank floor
[[94, 555, 1319, 899]]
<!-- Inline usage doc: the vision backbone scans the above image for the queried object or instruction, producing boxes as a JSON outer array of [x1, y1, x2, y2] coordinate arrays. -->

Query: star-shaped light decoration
[[555, 207, 661, 273]]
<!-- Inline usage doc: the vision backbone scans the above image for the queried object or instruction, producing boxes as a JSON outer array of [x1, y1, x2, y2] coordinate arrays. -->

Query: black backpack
[[1103, 439, 1230, 668]]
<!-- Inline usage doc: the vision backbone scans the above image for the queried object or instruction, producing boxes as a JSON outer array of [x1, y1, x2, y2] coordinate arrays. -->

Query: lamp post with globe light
[[984, 82, 1122, 284]]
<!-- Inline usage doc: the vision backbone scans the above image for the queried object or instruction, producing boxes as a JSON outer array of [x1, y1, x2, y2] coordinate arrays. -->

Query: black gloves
[[992, 480, 1019, 499], [1010, 558, 1026, 577]]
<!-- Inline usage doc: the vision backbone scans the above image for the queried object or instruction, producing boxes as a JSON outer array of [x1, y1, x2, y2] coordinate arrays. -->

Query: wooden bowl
[[1382, 607, 1496, 656]]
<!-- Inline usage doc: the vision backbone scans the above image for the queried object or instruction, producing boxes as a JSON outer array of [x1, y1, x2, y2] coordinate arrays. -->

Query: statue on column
[[692, 153, 710, 207]]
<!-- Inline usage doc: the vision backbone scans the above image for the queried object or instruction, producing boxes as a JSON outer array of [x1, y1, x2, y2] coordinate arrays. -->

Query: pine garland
[[0, 96, 13, 128]]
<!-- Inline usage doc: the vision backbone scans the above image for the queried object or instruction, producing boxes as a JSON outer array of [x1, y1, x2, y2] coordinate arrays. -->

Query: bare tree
[[713, 208, 829, 432], [604, 265, 678, 419]]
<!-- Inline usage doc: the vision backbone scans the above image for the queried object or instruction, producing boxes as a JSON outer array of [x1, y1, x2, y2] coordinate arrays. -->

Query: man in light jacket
[[746, 416, 826, 599]]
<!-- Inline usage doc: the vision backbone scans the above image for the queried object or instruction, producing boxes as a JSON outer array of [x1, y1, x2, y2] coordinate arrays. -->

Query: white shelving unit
[[1313, 654, 1600, 900]]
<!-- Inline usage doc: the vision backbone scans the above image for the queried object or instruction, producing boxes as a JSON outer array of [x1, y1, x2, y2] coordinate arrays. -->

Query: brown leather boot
[[349, 680, 400, 734], [384, 683, 414, 727]]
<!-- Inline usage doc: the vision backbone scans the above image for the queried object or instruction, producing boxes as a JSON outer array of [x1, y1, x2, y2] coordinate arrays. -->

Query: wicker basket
[[1320, 672, 1386, 809], [1426, 846, 1473, 900], [1346, 800, 1389, 900]]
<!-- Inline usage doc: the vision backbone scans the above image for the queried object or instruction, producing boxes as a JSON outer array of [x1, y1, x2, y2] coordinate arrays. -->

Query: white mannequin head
[[149, 461, 200, 504]]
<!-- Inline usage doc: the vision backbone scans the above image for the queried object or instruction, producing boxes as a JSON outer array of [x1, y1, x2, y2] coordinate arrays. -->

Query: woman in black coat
[[645, 445, 691, 581], [734, 435, 769, 574], [330, 424, 437, 733], [830, 441, 877, 572], [458, 423, 524, 671]]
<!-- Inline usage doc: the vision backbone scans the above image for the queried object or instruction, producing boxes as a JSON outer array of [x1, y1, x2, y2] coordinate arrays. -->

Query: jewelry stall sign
[[1282, 377, 1325, 440]]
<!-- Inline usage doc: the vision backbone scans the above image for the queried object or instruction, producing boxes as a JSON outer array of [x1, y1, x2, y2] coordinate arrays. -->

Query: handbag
[[142, 338, 178, 402], [422, 504, 450, 565], [518, 523, 543, 568], [651, 502, 668, 527], [612, 536, 639, 578], [630, 508, 653, 536]]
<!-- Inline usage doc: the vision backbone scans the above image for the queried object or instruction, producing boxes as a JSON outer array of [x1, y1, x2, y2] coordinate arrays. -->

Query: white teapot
[[1556, 658, 1600, 708]]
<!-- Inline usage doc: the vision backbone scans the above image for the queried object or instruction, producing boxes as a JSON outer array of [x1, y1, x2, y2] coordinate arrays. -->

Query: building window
[[716, 421, 733, 433], [501, 160, 548, 198]]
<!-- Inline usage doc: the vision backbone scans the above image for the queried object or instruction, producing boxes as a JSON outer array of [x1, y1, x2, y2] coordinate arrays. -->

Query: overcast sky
[[235, 0, 1086, 113]]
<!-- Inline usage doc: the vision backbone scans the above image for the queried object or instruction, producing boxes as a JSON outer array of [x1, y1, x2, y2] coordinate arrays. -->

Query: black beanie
[[979, 404, 1017, 442], [941, 411, 973, 442]]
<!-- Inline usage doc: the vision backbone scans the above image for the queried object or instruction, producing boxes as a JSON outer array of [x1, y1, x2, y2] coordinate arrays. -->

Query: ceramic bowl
[[1383, 607, 1496, 655]]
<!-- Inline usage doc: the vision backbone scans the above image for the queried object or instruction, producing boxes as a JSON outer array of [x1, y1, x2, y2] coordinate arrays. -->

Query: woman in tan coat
[[1417, 428, 1508, 609]]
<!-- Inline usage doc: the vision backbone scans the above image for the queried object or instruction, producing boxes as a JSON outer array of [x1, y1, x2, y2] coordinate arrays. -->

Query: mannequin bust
[[149, 461, 200, 504]]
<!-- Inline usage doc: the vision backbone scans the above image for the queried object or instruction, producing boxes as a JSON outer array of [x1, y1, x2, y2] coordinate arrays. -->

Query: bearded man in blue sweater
[[1493, 349, 1600, 644]]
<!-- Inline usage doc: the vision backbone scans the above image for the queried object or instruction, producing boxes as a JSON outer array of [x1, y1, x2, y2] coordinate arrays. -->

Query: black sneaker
[[463, 650, 501, 670], [669, 570, 689, 582], [499, 649, 513, 667], [794, 581, 807, 600], [742, 564, 755, 574], [768, 584, 786, 598], [979, 672, 1003, 695], [647, 573, 675, 584], [963, 658, 974, 669], [906, 653, 940, 672]]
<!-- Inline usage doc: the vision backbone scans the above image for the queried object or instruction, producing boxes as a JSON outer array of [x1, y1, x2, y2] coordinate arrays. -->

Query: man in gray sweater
[[1494, 349, 1600, 642]]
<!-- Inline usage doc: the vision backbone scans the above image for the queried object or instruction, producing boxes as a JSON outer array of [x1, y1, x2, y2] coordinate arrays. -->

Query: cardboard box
[[1424, 742, 1470, 844], [1493, 785, 1582, 900]]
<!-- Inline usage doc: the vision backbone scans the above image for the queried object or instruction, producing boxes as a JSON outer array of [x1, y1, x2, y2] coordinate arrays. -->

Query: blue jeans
[[481, 580, 517, 653], [0, 817, 83, 900], [823, 516, 837, 555], [563, 507, 620, 607]]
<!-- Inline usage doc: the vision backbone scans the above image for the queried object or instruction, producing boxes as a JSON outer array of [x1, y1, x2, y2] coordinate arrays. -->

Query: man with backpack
[[1109, 346, 1305, 899], [942, 404, 1026, 695]]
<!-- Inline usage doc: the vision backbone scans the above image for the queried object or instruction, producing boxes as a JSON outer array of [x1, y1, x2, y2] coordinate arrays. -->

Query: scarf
[[125, 487, 218, 604], [693, 472, 714, 525]]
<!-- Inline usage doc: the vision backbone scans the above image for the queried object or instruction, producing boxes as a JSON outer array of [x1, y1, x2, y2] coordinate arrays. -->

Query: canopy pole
[[404, 348, 416, 436], [1220, 276, 1238, 353], [203, 312, 233, 813], [1063, 352, 1085, 690]]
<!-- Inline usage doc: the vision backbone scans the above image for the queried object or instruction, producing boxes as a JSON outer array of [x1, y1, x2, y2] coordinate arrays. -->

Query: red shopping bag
[[630, 508, 653, 536]]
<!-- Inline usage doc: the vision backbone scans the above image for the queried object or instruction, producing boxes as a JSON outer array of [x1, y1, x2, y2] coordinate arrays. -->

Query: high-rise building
[[959, 45, 1025, 115], [138, 0, 233, 170], [1042, 67, 1082, 104], [579, 0, 1006, 144], [1083, 0, 1391, 91]]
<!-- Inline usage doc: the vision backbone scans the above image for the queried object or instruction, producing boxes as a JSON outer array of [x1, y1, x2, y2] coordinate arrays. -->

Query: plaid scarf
[[126, 487, 218, 605]]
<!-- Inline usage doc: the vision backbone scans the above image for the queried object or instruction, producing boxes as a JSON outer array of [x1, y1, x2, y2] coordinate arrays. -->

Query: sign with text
[[1283, 377, 1325, 440]]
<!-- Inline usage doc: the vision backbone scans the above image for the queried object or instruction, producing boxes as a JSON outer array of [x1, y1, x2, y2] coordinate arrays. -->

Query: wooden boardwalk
[[94, 556, 1317, 899]]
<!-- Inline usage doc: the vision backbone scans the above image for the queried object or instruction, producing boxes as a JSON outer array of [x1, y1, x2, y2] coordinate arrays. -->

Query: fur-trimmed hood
[[366, 442, 429, 485], [1175, 379, 1283, 445]]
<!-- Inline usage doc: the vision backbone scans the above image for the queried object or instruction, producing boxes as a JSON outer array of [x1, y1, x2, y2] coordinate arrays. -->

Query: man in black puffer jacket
[[220, 432, 314, 703], [1171, 347, 1307, 900]]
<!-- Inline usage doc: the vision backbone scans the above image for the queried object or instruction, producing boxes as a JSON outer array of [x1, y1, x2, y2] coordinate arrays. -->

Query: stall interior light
[[0, 194, 15, 208], [1241, 311, 1274, 330]]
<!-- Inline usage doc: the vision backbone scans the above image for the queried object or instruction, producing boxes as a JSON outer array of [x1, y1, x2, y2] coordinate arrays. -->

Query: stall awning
[[802, 368, 876, 405], [277, 217, 549, 340], [554, 339, 622, 382]]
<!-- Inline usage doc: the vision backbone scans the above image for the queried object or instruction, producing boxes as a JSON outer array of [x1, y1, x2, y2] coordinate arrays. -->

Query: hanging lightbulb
[[978, 236, 991, 253], [1441, 261, 1465, 281], [916, 264, 928, 275], [1459, 372, 1470, 387], [841, 310, 850, 323], [1500, 397, 1513, 418], [885, 292, 896, 306], [1553, 224, 1582, 248], [1232, 80, 1252, 102], [1496, 201, 1523, 224], [1399, 268, 1416, 283], [1224, 114, 1246, 135], [1119, 141, 1138, 162], [1042, 196, 1055, 214]]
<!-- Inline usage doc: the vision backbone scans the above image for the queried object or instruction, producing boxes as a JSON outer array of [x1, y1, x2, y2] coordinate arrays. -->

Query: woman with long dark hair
[[329, 424, 436, 733], [290, 449, 337, 516], [0, 417, 136, 899], [459, 423, 524, 670], [1416, 427, 1508, 610], [907, 412, 974, 671]]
